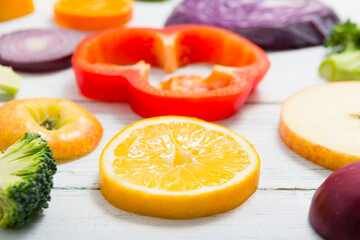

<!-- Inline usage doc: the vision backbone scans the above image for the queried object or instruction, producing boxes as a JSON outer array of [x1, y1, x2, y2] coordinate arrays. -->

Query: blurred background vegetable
[[0, 0, 34, 22], [0, 29, 85, 72], [54, 0, 133, 31], [165, 0, 339, 50], [0, 65, 21, 99], [319, 20, 360, 81]]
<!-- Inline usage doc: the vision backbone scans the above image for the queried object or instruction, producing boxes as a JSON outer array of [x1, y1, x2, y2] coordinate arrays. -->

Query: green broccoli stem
[[319, 50, 360, 81]]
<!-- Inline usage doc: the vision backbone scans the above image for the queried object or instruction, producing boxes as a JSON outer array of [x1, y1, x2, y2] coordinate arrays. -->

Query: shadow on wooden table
[[90, 185, 246, 228]]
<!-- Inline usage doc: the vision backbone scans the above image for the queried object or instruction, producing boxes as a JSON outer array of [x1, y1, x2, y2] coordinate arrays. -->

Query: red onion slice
[[165, 0, 339, 49], [0, 29, 86, 72]]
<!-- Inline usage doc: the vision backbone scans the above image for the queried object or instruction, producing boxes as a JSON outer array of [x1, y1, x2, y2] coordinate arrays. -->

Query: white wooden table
[[0, 0, 358, 239]]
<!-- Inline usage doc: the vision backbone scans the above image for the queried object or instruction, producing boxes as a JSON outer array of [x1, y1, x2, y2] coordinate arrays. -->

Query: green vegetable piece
[[0, 133, 57, 228], [320, 20, 360, 81], [325, 20, 360, 53], [319, 51, 360, 81], [0, 65, 21, 99]]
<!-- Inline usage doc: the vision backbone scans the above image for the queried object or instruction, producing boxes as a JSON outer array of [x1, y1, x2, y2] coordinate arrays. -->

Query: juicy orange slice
[[99, 116, 260, 219], [0, 0, 34, 22], [54, 0, 133, 31]]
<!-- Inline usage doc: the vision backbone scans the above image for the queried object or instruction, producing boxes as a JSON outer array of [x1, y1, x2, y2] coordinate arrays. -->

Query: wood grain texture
[[0, 0, 356, 238], [0, 189, 322, 240]]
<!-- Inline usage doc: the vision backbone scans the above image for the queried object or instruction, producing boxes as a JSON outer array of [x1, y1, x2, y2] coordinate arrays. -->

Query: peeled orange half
[[99, 116, 260, 219]]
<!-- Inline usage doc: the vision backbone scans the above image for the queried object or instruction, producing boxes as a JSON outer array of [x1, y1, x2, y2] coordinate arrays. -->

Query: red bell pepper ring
[[72, 25, 270, 121]]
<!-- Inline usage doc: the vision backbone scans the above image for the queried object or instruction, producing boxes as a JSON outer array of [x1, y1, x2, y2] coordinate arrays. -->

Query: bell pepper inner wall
[[84, 28, 257, 78], [175, 29, 256, 68], [86, 30, 164, 68]]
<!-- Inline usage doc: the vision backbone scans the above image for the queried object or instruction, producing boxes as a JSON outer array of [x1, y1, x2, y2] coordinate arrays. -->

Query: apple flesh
[[309, 161, 360, 240], [0, 98, 103, 160], [279, 82, 360, 170]]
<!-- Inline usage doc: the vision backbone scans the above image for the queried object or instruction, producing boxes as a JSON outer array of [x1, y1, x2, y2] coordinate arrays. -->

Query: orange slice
[[0, 0, 34, 22], [54, 0, 133, 31], [99, 116, 260, 219]]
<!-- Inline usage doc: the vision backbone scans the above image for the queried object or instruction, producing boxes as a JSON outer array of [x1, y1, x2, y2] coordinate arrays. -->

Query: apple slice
[[0, 98, 103, 160], [279, 82, 360, 170]]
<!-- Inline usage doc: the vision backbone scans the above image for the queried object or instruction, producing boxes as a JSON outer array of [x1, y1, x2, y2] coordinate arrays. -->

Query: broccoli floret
[[0, 133, 56, 228], [319, 20, 360, 81]]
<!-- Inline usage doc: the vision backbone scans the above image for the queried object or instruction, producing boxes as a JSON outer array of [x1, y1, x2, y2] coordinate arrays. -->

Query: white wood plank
[[249, 47, 328, 103], [0, 189, 322, 240]]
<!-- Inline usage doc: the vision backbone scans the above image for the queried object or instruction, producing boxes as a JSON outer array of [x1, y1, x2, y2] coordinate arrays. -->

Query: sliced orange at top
[[54, 0, 133, 31], [99, 116, 260, 219], [0, 0, 34, 22]]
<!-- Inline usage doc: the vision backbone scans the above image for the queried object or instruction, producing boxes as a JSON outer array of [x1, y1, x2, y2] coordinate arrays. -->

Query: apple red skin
[[309, 161, 360, 240]]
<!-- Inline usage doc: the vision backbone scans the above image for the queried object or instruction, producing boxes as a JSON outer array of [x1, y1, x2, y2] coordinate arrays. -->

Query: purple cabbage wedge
[[165, 0, 340, 49], [0, 29, 86, 72]]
